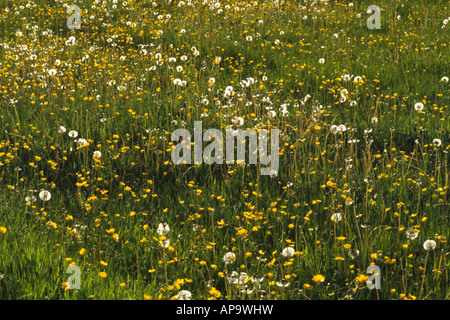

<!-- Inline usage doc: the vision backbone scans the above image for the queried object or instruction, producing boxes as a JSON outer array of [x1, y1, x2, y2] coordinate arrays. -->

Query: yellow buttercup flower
[[236, 228, 248, 237], [312, 274, 325, 283], [209, 287, 221, 298], [355, 274, 369, 284]]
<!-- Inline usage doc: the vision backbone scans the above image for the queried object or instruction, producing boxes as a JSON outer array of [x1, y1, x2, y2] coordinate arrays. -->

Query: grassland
[[0, 0, 449, 300]]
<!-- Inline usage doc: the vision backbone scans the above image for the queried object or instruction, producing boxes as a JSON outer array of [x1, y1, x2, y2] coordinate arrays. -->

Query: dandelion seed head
[[423, 239, 436, 251]]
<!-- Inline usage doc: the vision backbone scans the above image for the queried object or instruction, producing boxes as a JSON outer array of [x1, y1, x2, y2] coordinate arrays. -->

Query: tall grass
[[0, 0, 449, 300]]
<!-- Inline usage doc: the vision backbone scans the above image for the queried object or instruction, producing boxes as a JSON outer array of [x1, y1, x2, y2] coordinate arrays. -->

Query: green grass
[[0, 0, 449, 300]]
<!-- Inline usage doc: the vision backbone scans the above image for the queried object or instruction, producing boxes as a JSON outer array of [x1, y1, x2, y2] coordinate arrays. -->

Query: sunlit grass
[[0, 0, 449, 300]]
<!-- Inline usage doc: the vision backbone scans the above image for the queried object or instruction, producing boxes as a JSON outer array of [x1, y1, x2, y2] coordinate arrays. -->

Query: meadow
[[0, 0, 449, 300]]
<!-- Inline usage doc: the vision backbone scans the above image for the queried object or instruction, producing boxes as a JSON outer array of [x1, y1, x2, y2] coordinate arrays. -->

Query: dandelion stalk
[[420, 249, 429, 300]]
